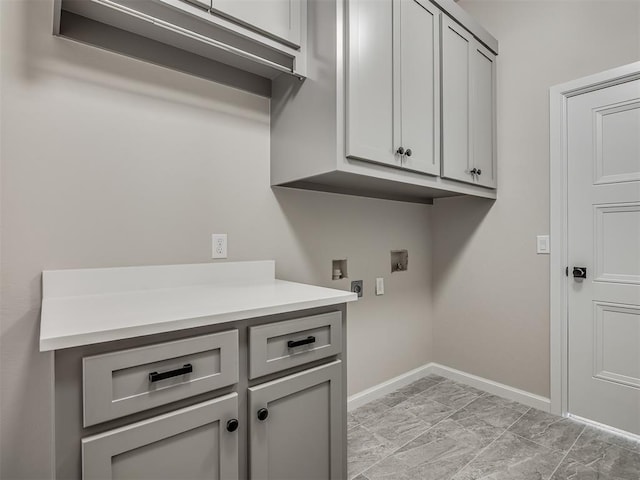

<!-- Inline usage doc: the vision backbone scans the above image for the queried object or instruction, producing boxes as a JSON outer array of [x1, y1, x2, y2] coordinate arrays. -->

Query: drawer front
[[83, 330, 239, 427], [249, 312, 342, 379]]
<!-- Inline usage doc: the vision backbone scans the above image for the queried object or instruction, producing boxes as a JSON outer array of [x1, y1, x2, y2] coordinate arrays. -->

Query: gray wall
[[0, 1, 432, 477], [3, 0, 640, 477], [433, 0, 640, 398]]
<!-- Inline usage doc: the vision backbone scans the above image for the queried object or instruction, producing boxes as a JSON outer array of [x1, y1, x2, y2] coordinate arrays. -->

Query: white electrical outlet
[[212, 234, 227, 259]]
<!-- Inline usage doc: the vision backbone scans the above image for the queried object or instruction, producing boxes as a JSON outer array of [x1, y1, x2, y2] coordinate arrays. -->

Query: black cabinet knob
[[396, 147, 405, 155], [470, 168, 478, 175], [405, 149, 412, 157], [257, 408, 269, 421], [476, 169, 482, 175], [226, 419, 239, 432]]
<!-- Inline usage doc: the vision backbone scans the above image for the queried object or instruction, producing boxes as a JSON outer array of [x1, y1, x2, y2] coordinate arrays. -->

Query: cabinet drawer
[[249, 312, 342, 379], [83, 330, 239, 427]]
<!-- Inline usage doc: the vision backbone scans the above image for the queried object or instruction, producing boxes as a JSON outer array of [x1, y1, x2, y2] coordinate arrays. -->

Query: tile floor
[[347, 375, 640, 480]]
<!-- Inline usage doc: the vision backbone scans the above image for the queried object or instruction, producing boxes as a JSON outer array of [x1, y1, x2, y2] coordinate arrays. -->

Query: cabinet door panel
[[346, 0, 398, 168], [472, 43, 497, 188], [212, 0, 301, 47], [441, 17, 472, 183], [249, 361, 343, 480], [399, 0, 440, 175], [82, 394, 238, 480]]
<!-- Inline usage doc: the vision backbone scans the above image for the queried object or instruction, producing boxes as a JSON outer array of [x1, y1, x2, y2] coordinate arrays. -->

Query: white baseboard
[[428, 363, 551, 412], [347, 362, 551, 413], [347, 364, 433, 411], [568, 414, 640, 443]]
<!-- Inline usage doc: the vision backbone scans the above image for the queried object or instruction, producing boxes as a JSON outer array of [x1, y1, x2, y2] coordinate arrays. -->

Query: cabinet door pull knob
[[469, 168, 477, 175], [405, 149, 412, 157], [287, 336, 316, 348], [226, 419, 239, 432], [257, 408, 269, 421], [476, 169, 482, 175], [396, 147, 405, 155], [148, 364, 193, 382]]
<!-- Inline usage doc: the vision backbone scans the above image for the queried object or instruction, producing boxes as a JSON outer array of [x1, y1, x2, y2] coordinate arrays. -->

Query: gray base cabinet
[[53, 306, 347, 480], [249, 361, 343, 480], [82, 394, 239, 479]]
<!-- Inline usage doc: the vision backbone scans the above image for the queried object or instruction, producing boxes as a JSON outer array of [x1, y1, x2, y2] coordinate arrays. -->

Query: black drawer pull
[[148, 364, 193, 382], [287, 336, 316, 348]]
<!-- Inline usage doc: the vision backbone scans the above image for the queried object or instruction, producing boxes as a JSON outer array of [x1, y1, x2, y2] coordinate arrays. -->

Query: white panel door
[[398, 0, 440, 176], [441, 16, 471, 183], [346, 0, 399, 168], [212, 0, 301, 47], [567, 78, 640, 434]]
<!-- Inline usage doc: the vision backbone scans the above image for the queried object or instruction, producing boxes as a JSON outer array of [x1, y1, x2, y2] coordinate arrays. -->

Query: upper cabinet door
[[399, 0, 440, 176], [211, 0, 302, 47], [346, 0, 398, 168], [471, 43, 497, 188], [441, 16, 472, 183]]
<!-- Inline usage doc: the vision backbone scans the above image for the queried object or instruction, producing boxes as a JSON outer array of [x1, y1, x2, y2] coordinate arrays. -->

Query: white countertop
[[40, 261, 357, 351]]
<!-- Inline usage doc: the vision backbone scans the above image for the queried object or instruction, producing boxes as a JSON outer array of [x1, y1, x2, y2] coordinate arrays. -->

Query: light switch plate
[[537, 235, 550, 254], [375, 277, 384, 296]]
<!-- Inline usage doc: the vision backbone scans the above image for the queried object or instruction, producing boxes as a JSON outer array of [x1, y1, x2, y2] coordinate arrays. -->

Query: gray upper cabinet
[[211, 0, 303, 47], [55, 0, 308, 84], [271, 0, 498, 204], [347, 0, 441, 176], [82, 394, 239, 480], [441, 18, 471, 184], [471, 42, 497, 188], [346, 0, 396, 168], [248, 361, 343, 480], [398, 0, 441, 176], [441, 16, 497, 188]]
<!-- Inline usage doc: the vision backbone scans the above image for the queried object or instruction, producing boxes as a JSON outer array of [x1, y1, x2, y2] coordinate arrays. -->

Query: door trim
[[549, 61, 640, 416]]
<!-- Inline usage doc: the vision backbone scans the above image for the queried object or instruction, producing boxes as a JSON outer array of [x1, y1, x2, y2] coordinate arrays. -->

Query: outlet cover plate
[[351, 280, 363, 298], [212, 234, 227, 259]]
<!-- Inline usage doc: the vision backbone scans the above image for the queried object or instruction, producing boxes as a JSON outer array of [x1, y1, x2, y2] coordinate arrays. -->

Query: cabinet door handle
[[476, 169, 482, 175], [148, 363, 193, 382], [405, 148, 412, 157], [226, 419, 239, 432], [470, 168, 477, 175], [287, 336, 316, 348], [257, 408, 269, 421], [396, 147, 405, 155]]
